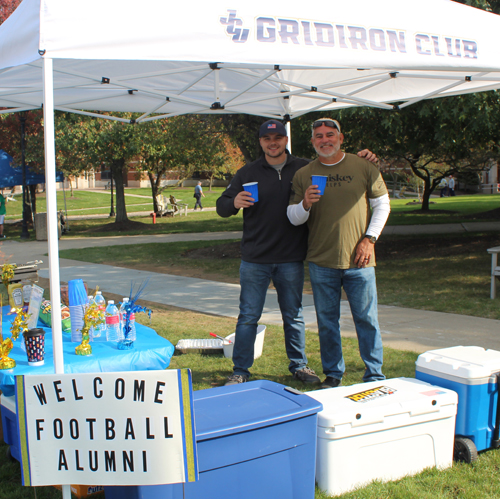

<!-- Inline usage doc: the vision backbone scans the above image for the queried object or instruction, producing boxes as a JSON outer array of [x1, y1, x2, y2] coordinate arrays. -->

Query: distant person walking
[[194, 181, 205, 210], [0, 192, 5, 238], [447, 175, 456, 197], [438, 177, 448, 197]]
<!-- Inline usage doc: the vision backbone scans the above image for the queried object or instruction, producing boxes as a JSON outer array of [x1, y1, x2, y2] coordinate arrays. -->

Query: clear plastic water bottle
[[93, 291, 107, 341], [119, 298, 136, 349], [87, 295, 95, 342], [105, 300, 121, 342]]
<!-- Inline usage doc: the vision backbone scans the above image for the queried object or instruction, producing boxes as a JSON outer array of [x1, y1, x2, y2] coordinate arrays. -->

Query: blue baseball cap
[[259, 120, 287, 137]]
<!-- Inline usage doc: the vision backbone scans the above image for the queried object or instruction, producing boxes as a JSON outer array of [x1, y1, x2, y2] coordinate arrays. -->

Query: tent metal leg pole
[[62, 180, 69, 231], [43, 57, 64, 374], [20, 114, 29, 239], [42, 56, 71, 499]]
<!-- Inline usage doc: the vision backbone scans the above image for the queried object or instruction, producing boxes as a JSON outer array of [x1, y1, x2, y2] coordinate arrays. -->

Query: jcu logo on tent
[[219, 9, 478, 60]]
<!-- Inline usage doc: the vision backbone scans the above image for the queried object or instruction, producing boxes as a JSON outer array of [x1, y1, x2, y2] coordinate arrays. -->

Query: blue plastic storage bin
[[105, 380, 322, 499], [0, 395, 20, 461], [416, 346, 500, 455]]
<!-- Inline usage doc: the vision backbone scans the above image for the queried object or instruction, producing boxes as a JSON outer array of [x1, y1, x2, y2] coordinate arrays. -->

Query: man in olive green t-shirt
[[287, 118, 391, 389]]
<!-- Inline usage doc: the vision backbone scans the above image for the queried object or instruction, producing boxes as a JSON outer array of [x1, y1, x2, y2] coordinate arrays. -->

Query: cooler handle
[[493, 373, 500, 449], [284, 386, 303, 396]]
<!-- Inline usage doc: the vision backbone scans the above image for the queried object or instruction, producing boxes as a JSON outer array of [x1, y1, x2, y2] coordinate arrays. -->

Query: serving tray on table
[[175, 338, 223, 354]]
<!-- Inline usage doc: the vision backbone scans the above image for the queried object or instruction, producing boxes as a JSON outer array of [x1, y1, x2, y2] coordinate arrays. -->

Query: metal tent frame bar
[[1, 61, 499, 122]]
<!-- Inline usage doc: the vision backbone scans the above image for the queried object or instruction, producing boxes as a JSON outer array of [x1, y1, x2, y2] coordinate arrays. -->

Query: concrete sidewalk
[[1, 222, 499, 355], [37, 261, 500, 354], [5, 206, 218, 224]]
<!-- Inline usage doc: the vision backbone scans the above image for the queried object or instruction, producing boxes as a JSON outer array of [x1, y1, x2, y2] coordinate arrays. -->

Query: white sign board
[[15, 369, 198, 487]]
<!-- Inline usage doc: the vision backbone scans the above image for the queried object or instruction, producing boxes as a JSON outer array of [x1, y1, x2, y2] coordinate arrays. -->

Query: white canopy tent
[[1, 0, 500, 400], [2, 0, 500, 121], [2, 0, 500, 494]]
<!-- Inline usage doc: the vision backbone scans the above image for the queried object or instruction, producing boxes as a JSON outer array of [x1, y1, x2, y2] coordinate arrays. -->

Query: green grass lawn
[[1, 304, 499, 499], [3, 187, 227, 220], [58, 232, 500, 320], [60, 239, 243, 280], [2, 179, 499, 498], [153, 306, 500, 499], [5, 193, 497, 240], [4, 190, 499, 227], [62, 211, 243, 237], [124, 186, 226, 209], [388, 194, 500, 225], [4, 190, 151, 220], [2, 192, 499, 498]]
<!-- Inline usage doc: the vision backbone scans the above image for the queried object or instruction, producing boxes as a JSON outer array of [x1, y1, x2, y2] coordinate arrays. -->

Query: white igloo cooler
[[306, 377, 458, 496]]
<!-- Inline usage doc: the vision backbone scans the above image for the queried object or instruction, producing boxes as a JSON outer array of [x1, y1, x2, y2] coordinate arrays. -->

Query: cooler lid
[[416, 346, 500, 380], [306, 377, 457, 429], [193, 380, 322, 441]]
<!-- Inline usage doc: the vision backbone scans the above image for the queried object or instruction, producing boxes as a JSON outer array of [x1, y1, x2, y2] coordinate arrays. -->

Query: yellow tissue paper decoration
[[0, 306, 29, 370], [75, 295, 104, 356], [1, 263, 17, 288]]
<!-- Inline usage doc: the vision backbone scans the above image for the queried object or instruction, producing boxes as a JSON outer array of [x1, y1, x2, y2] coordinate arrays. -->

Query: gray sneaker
[[321, 376, 342, 389], [293, 366, 321, 384], [225, 374, 249, 386]]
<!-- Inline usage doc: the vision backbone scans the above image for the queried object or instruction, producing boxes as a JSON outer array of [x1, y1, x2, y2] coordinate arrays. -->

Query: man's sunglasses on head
[[312, 119, 341, 132]]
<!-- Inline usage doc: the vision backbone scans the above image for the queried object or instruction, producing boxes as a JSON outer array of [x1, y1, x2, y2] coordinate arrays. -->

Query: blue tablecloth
[[0, 306, 175, 397]]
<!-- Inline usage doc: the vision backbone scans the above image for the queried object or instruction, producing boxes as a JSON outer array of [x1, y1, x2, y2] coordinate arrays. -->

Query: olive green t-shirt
[[290, 153, 387, 269]]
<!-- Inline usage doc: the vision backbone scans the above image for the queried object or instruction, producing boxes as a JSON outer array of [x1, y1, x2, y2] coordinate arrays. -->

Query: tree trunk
[[155, 173, 163, 207], [112, 161, 129, 223], [148, 172, 159, 213], [29, 184, 37, 218], [390, 172, 396, 198], [421, 187, 431, 211], [23, 186, 33, 224], [409, 163, 432, 211]]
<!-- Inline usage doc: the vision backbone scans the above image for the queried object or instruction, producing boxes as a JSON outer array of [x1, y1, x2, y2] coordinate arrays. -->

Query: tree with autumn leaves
[[0, 0, 21, 25], [0, 1, 40, 222], [139, 116, 235, 214], [289, 90, 500, 211], [56, 113, 236, 224]]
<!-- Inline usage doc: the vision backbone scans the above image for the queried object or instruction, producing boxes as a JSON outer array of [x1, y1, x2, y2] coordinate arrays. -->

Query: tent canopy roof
[[1, 0, 500, 122]]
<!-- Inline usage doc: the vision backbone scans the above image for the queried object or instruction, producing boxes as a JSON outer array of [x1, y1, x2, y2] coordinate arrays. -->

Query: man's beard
[[265, 146, 285, 158], [314, 143, 340, 159]]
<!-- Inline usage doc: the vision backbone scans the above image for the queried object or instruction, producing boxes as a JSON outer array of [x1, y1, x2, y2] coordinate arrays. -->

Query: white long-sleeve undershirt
[[287, 193, 391, 239]]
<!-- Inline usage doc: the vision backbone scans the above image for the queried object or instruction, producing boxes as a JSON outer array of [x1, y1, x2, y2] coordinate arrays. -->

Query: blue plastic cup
[[68, 279, 88, 342], [311, 175, 328, 196], [243, 182, 259, 202]]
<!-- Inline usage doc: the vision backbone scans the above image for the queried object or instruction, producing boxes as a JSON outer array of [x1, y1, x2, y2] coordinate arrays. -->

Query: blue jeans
[[308, 262, 384, 382], [233, 261, 308, 377]]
